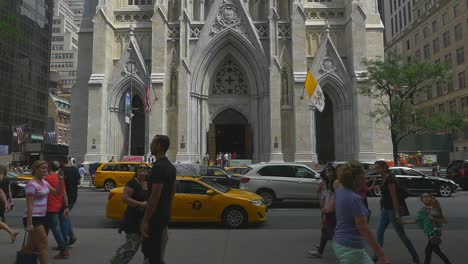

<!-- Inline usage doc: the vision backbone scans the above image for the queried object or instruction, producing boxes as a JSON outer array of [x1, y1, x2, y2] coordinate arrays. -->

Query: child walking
[[401, 193, 451, 264]]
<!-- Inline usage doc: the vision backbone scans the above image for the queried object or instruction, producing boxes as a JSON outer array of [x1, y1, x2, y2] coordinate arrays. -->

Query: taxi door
[[115, 164, 136, 187], [171, 180, 217, 222]]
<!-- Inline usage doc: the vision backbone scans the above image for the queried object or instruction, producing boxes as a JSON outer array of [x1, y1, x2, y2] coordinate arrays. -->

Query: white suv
[[239, 163, 322, 206]]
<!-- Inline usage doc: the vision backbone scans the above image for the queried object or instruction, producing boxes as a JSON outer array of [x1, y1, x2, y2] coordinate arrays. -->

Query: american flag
[[144, 73, 153, 113], [44, 131, 57, 144], [15, 126, 28, 144]]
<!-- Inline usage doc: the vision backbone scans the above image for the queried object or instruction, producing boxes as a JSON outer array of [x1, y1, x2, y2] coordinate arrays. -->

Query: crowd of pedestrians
[[311, 160, 452, 264]]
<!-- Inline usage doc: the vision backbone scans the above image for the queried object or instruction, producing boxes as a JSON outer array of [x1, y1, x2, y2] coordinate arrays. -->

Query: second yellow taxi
[[106, 171, 267, 228]]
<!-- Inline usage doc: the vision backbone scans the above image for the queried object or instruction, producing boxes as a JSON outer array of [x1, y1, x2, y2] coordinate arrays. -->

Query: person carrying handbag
[[110, 163, 149, 264], [373, 160, 419, 264], [308, 165, 339, 258]]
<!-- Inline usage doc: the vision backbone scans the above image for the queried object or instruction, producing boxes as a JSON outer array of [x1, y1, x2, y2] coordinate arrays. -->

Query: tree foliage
[[359, 56, 464, 162]]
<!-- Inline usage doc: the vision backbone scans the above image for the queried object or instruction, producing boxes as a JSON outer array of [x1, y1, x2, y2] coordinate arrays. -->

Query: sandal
[[11, 231, 19, 244]]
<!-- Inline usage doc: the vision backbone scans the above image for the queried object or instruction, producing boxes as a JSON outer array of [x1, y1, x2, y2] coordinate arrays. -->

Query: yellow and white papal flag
[[304, 70, 325, 112]]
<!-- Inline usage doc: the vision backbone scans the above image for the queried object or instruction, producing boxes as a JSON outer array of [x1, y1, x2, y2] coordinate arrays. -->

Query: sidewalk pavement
[[1, 228, 465, 264]]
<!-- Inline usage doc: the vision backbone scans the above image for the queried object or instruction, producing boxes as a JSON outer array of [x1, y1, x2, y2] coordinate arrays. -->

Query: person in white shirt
[[78, 165, 87, 184]]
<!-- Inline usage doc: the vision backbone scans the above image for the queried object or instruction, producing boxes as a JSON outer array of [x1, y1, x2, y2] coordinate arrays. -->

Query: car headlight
[[250, 200, 263, 206]]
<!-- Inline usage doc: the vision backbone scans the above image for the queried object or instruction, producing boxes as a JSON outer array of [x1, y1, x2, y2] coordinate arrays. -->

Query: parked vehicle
[[224, 166, 251, 175], [7, 172, 27, 198], [200, 166, 243, 188], [367, 167, 460, 197], [239, 162, 321, 206], [328, 161, 375, 171], [446, 160, 468, 190], [94, 162, 152, 191]]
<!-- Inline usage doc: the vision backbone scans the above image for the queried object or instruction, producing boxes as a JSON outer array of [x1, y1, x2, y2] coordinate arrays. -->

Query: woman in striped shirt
[[24, 160, 64, 264]]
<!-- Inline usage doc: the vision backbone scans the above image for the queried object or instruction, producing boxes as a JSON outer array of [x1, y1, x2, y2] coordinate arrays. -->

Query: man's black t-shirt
[[62, 165, 80, 206], [147, 157, 176, 226], [122, 179, 147, 233], [381, 174, 398, 209]]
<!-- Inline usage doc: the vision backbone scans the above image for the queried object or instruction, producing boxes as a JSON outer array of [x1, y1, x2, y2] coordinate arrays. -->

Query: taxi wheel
[[257, 189, 275, 207], [222, 206, 247, 229], [104, 179, 116, 192]]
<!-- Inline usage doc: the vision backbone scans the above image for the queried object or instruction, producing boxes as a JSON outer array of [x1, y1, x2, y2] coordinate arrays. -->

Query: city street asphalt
[[2, 188, 467, 263]]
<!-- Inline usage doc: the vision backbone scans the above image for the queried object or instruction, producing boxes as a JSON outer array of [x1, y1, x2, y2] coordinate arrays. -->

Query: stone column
[[290, 3, 317, 164], [268, 2, 283, 161], [175, 13, 192, 162], [84, 8, 114, 162]]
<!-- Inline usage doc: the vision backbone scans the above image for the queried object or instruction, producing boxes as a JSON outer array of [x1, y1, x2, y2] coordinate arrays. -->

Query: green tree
[[359, 56, 465, 164]]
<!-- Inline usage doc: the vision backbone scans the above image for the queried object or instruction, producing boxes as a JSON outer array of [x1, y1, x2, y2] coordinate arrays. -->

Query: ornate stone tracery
[[211, 59, 248, 96], [211, 0, 245, 36]]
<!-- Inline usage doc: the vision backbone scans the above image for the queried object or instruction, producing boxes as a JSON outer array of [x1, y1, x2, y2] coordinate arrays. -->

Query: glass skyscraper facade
[[0, 0, 53, 152]]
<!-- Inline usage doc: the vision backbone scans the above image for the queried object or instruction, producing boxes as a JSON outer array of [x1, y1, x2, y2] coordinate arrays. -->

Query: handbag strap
[[21, 231, 29, 251]]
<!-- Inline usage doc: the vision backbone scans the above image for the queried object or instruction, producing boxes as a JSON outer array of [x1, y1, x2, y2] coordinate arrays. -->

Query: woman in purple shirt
[[333, 161, 389, 264]]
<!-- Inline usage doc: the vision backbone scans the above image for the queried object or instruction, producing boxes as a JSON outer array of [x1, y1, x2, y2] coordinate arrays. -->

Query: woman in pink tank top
[[23, 160, 64, 264]]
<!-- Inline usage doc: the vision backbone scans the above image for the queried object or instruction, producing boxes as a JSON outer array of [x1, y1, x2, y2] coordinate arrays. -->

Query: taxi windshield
[[200, 178, 229, 193]]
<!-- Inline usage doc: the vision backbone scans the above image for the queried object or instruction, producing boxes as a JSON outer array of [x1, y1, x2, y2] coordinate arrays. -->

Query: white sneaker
[[308, 251, 322, 258]]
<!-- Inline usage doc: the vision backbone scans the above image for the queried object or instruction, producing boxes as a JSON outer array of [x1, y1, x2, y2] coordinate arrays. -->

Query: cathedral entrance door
[[209, 108, 252, 162], [129, 95, 145, 156], [315, 94, 335, 164]]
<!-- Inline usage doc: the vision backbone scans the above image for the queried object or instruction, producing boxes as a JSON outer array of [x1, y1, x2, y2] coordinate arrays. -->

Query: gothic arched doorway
[[130, 95, 145, 156], [208, 108, 252, 161], [315, 94, 335, 164]]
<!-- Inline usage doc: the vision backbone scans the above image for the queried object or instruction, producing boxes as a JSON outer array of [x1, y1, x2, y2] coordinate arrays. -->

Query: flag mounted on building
[[304, 70, 325, 112], [144, 73, 153, 113], [44, 131, 57, 145], [15, 126, 29, 144]]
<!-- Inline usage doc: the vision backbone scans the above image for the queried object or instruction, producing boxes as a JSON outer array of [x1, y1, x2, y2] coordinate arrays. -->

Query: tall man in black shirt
[[141, 135, 176, 264]]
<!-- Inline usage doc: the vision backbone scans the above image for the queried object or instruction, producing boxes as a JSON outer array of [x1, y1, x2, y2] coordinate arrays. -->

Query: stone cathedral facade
[[70, 0, 392, 164]]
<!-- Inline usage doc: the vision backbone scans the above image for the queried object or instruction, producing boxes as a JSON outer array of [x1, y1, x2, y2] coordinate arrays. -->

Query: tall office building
[[0, 0, 53, 156], [50, 0, 79, 99], [383, 0, 415, 44], [385, 0, 468, 161], [68, 0, 85, 28]]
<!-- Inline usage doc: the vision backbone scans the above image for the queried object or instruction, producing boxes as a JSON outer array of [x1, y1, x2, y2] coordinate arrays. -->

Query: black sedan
[[367, 167, 460, 197], [199, 166, 242, 188], [7, 172, 27, 198]]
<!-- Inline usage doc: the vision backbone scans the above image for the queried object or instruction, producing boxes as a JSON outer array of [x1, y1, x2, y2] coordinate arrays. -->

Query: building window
[[432, 20, 438, 33], [442, 12, 448, 25], [457, 48, 465, 64], [52, 27, 60, 33], [436, 82, 443, 96], [426, 87, 433, 99], [403, 6, 407, 26], [459, 71, 466, 89], [424, 44, 431, 59], [461, 96, 468, 112], [408, 2, 412, 22], [448, 78, 454, 92], [52, 36, 64, 42], [423, 26, 429, 39], [433, 38, 440, 54], [391, 18, 395, 36], [53, 19, 61, 25], [455, 24, 463, 41], [438, 103, 445, 113], [444, 53, 452, 66], [449, 100, 457, 114], [128, 0, 152, 5], [415, 49, 421, 60], [443, 31, 451, 48], [406, 39, 411, 50], [454, 3, 460, 17]]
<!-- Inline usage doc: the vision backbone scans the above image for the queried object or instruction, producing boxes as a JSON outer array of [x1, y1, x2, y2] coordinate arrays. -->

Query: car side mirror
[[206, 189, 216, 195]]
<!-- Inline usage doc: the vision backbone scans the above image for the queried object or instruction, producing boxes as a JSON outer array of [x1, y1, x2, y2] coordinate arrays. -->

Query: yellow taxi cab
[[16, 172, 33, 181], [95, 162, 151, 191], [224, 166, 250, 176], [106, 175, 267, 228]]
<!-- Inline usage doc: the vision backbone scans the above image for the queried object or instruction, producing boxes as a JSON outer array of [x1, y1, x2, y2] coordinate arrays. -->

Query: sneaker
[[54, 250, 70, 259], [307, 251, 322, 258], [314, 243, 320, 250], [68, 236, 77, 246]]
